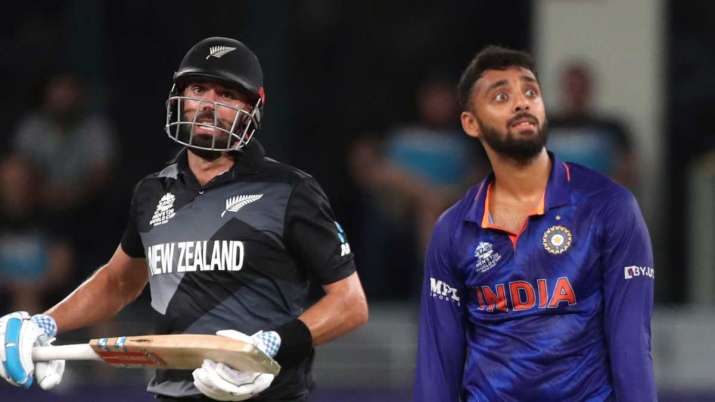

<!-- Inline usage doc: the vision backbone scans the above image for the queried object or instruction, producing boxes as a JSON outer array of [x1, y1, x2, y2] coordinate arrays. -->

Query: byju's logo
[[624, 265, 655, 280]]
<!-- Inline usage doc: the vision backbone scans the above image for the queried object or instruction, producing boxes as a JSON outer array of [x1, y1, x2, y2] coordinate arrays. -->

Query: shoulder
[[13, 113, 48, 136], [567, 162, 638, 213], [258, 157, 322, 190], [433, 184, 481, 240], [129, 162, 180, 198]]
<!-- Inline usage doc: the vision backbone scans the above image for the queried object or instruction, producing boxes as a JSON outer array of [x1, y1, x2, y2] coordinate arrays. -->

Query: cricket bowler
[[413, 46, 656, 401]]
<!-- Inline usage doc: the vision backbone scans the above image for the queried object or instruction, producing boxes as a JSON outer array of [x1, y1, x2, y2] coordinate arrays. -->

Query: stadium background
[[0, 1, 714, 401]]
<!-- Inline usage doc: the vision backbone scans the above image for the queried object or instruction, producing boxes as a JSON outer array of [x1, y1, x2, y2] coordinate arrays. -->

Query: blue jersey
[[413, 155, 656, 402]]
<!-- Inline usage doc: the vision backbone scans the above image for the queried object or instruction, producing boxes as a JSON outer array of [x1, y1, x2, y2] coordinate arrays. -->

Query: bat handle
[[32, 344, 102, 362]]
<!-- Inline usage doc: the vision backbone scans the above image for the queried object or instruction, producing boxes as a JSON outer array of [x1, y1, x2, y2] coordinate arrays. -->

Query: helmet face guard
[[165, 37, 265, 152], [165, 88, 263, 152]]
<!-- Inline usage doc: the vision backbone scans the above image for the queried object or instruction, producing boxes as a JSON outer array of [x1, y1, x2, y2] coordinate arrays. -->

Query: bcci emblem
[[474, 241, 501, 273], [543, 225, 572, 255]]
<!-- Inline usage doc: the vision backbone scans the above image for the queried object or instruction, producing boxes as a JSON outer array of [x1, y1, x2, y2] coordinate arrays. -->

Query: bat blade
[[33, 334, 281, 375]]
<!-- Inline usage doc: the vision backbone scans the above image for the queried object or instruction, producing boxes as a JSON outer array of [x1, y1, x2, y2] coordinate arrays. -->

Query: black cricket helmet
[[165, 37, 265, 152]]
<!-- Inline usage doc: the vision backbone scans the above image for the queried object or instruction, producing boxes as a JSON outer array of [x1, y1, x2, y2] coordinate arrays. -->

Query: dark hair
[[457, 45, 537, 110]]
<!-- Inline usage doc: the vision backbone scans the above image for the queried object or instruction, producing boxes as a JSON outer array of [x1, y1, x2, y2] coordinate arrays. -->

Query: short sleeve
[[284, 177, 355, 284], [120, 182, 145, 258]]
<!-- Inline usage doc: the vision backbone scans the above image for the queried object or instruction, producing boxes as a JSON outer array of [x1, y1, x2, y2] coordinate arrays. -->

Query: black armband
[[273, 319, 313, 367]]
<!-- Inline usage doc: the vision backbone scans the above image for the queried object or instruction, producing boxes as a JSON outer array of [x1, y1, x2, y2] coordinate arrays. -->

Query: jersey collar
[[465, 152, 572, 226], [173, 139, 266, 190]]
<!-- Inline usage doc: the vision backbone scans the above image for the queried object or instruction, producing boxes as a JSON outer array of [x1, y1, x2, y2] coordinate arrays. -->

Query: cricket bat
[[31, 334, 281, 375]]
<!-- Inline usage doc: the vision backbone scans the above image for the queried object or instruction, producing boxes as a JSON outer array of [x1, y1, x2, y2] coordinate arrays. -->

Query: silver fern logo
[[206, 46, 236, 59], [221, 194, 263, 217]]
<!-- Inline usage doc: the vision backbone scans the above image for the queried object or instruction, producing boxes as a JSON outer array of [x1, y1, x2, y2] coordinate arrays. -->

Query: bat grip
[[32, 344, 102, 362]]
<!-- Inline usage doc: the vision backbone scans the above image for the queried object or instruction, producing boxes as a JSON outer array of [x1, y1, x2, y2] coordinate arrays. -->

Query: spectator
[[349, 77, 486, 300], [0, 154, 73, 313], [547, 61, 637, 188], [11, 72, 118, 212]]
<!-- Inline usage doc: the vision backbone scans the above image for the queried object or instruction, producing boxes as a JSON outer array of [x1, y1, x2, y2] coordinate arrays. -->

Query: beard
[[478, 114, 548, 164], [177, 110, 234, 148]]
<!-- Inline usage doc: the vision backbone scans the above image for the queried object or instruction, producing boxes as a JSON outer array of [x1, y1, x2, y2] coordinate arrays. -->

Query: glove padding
[[0, 312, 65, 389], [192, 329, 281, 401]]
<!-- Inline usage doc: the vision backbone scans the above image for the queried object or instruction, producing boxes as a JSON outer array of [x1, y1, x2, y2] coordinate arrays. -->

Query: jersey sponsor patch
[[146, 240, 245, 275], [542, 225, 572, 255], [221, 194, 263, 218], [474, 241, 501, 273], [149, 193, 176, 226], [429, 277, 461, 305], [335, 222, 351, 256], [624, 265, 654, 280]]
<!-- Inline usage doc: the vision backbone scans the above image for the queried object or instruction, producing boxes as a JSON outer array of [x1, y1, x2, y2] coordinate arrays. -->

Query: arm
[[273, 177, 368, 365], [413, 213, 466, 402], [45, 245, 148, 334], [601, 192, 656, 401], [297, 271, 368, 345]]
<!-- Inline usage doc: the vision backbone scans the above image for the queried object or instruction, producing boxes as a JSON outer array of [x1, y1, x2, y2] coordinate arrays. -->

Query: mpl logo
[[624, 265, 655, 280], [429, 277, 460, 305]]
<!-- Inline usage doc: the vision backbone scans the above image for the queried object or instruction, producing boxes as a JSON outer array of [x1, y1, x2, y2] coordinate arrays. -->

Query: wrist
[[272, 319, 312, 368]]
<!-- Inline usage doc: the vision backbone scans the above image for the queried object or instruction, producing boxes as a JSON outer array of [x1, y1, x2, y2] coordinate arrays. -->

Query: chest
[[489, 203, 537, 234], [134, 180, 293, 269], [456, 206, 603, 314]]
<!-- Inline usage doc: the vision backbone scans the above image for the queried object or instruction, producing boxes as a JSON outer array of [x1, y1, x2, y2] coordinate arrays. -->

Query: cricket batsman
[[0, 36, 368, 401], [413, 46, 656, 401]]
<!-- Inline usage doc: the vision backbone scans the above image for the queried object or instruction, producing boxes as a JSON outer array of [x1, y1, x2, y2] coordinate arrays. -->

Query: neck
[[187, 149, 235, 186], [487, 148, 551, 200]]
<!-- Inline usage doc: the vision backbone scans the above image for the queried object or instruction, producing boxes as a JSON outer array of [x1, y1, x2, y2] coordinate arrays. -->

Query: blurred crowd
[[0, 60, 649, 312], [0, 73, 118, 314]]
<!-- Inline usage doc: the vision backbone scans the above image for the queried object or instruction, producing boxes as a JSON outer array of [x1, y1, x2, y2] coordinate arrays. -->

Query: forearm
[[298, 272, 368, 345], [44, 247, 148, 334], [45, 268, 126, 333], [299, 290, 367, 345]]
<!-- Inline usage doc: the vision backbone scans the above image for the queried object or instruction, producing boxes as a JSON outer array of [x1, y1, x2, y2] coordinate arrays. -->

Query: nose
[[199, 90, 217, 111], [513, 92, 530, 113]]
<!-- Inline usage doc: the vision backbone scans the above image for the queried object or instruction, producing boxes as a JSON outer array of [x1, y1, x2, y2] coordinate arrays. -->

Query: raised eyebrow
[[485, 79, 509, 94], [521, 76, 539, 85]]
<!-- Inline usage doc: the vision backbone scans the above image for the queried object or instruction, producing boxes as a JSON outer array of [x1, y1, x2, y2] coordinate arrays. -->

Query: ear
[[461, 111, 481, 139]]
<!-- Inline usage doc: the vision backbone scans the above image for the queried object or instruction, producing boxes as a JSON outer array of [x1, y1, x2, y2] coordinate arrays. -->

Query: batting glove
[[0, 312, 65, 389], [192, 329, 281, 401]]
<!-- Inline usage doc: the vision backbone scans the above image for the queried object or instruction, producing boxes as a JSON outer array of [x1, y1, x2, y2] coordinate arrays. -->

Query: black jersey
[[120, 140, 356, 400]]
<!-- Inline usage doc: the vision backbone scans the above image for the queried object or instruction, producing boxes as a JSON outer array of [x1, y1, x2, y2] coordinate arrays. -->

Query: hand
[[0, 312, 65, 389], [192, 329, 281, 401]]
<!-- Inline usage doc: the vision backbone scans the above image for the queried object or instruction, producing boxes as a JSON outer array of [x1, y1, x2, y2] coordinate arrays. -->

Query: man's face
[[461, 67, 547, 163], [179, 81, 252, 149]]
